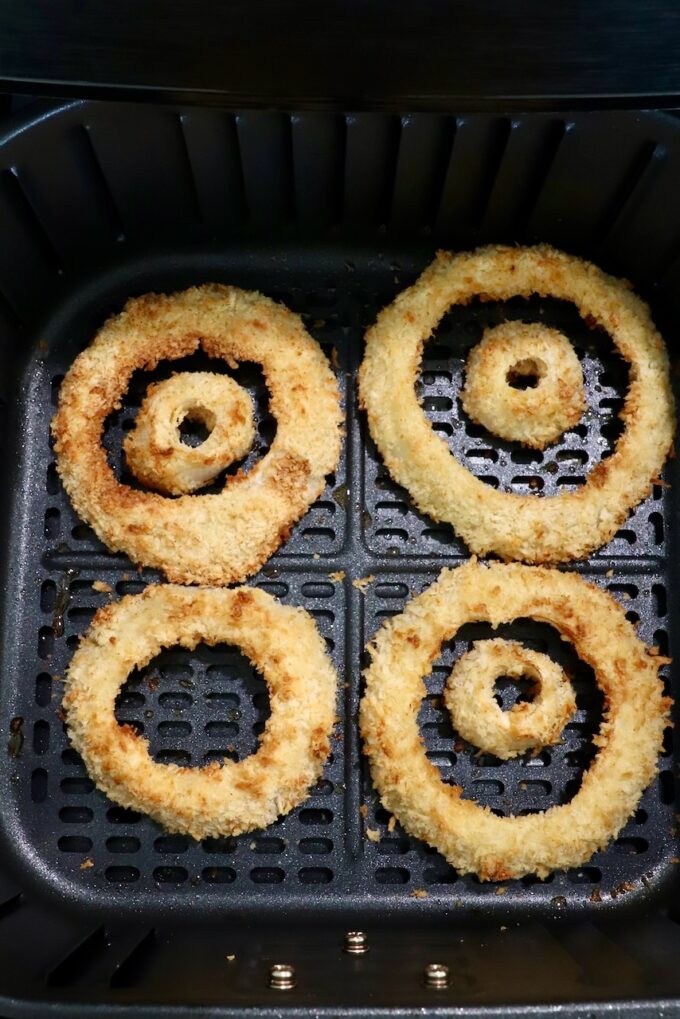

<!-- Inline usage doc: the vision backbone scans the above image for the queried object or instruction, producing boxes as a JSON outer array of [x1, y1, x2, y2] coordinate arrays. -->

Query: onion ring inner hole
[[178, 408, 216, 448], [505, 357, 546, 390], [409, 294, 630, 499], [104, 352, 274, 494], [113, 642, 271, 768], [492, 674, 538, 709], [415, 618, 602, 814]]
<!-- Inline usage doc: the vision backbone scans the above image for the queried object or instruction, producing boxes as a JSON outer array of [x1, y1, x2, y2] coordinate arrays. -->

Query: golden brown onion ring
[[444, 638, 576, 759], [461, 321, 585, 449], [63, 584, 338, 839], [360, 561, 670, 880], [124, 371, 256, 495], [53, 285, 342, 585], [359, 245, 675, 563]]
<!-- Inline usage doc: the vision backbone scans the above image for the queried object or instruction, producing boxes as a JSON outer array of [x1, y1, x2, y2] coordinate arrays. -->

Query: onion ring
[[63, 584, 338, 839], [53, 285, 342, 585], [444, 638, 576, 759], [359, 245, 675, 563], [360, 560, 670, 880], [124, 371, 256, 495], [460, 321, 586, 449]]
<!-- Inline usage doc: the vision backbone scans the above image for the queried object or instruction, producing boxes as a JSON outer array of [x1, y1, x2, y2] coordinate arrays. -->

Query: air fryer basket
[[1, 101, 680, 1017]]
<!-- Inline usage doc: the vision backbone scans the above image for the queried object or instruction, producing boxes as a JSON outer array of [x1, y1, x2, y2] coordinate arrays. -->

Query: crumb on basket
[[611, 880, 636, 899], [313, 553, 320, 560], [495, 886, 507, 896], [92, 580, 112, 593], [410, 888, 428, 899], [366, 827, 380, 843], [80, 858, 94, 870], [606, 569, 614, 578], [590, 888, 602, 903], [359, 804, 368, 819], [226, 954, 236, 962], [352, 575, 375, 593], [328, 570, 346, 583], [387, 815, 396, 833]]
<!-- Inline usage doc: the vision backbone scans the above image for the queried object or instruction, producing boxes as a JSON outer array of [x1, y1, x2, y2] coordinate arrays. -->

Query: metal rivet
[[424, 962, 450, 988], [269, 963, 296, 990], [344, 930, 369, 954]]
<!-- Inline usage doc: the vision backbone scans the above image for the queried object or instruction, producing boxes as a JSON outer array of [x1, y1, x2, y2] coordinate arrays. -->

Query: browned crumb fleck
[[359, 804, 368, 819], [226, 954, 236, 962], [495, 886, 507, 896], [122, 573, 130, 581], [410, 888, 428, 899], [38, 338, 49, 356], [328, 570, 346, 583], [55, 706, 67, 723], [80, 858, 94, 870], [330, 347, 340, 372], [92, 580, 112, 593], [352, 575, 375, 593], [671, 857, 680, 865], [387, 815, 396, 833], [366, 827, 380, 843], [589, 887, 602, 902], [611, 880, 636, 899]]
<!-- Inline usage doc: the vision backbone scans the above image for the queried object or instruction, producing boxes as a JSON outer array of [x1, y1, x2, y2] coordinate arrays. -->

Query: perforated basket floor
[[1, 101, 680, 1016]]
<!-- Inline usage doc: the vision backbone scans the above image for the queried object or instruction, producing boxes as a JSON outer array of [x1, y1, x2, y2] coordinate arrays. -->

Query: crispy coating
[[461, 321, 585, 449], [124, 371, 255, 495], [359, 245, 675, 563], [53, 285, 342, 585], [360, 561, 670, 880], [63, 585, 338, 839], [444, 639, 576, 759]]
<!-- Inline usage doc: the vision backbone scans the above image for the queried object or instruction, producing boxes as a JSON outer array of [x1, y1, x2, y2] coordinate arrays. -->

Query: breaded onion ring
[[124, 371, 256, 495], [360, 561, 670, 880], [444, 638, 576, 759], [63, 584, 338, 839], [461, 321, 586, 449], [53, 285, 342, 585], [359, 245, 675, 563]]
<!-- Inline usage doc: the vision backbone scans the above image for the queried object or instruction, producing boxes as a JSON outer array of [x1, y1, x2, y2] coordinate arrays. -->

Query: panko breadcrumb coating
[[63, 585, 338, 839], [359, 245, 675, 563], [124, 371, 255, 495], [360, 561, 670, 880], [53, 285, 342, 585], [461, 321, 586, 449], [445, 639, 576, 759]]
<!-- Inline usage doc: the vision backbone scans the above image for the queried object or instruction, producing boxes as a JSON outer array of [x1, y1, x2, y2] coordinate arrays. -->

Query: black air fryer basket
[[2, 7, 680, 1018]]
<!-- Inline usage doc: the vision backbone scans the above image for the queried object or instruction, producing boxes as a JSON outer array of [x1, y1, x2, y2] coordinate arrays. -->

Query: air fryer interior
[[0, 101, 680, 1016]]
